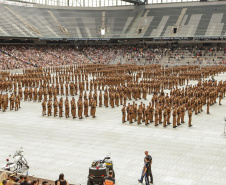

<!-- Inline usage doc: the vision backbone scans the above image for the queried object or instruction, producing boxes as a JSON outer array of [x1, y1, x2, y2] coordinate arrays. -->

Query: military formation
[[42, 96, 97, 119], [122, 78, 226, 127], [0, 64, 226, 127], [0, 93, 21, 112]]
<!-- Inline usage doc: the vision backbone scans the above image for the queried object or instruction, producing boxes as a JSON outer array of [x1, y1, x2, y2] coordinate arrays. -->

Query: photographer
[[138, 151, 153, 184]]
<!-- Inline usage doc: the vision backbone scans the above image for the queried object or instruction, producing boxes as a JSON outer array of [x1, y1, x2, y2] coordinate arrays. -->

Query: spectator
[[8, 174, 16, 185], [57, 174, 68, 185], [0, 172, 7, 185], [42, 181, 48, 185], [20, 176, 30, 185], [2, 180, 8, 185], [30, 180, 38, 185], [18, 176, 24, 184]]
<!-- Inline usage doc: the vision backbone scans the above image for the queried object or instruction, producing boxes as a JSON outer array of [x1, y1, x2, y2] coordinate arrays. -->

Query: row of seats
[[0, 3, 226, 38]]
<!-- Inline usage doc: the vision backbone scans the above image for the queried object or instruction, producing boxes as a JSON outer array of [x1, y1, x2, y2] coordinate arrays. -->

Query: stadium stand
[[1, 2, 226, 39]]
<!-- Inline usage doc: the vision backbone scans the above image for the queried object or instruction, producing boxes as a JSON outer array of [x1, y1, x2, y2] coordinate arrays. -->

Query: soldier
[[181, 104, 185, 123], [71, 97, 76, 119], [47, 100, 52, 116], [121, 105, 126, 123], [173, 107, 177, 128], [123, 93, 127, 106], [84, 98, 89, 117], [42, 100, 46, 116], [154, 106, 159, 126], [120, 91, 123, 105], [126, 103, 130, 122], [90, 98, 94, 117], [38, 88, 42, 102], [163, 107, 167, 127], [15, 96, 19, 111], [134, 103, 137, 122], [44, 88, 48, 102], [19, 87, 23, 100], [104, 90, 109, 107], [89, 91, 93, 106], [167, 105, 171, 125], [99, 90, 102, 107], [91, 98, 96, 118], [2, 95, 7, 112], [65, 98, 70, 118], [143, 87, 147, 100], [158, 105, 162, 124], [24, 88, 28, 101], [115, 91, 120, 107], [177, 106, 181, 126], [110, 91, 115, 108], [142, 104, 146, 122], [78, 97, 84, 119], [137, 105, 142, 125], [188, 108, 193, 127], [60, 83, 64, 95], [149, 103, 154, 123], [207, 98, 210, 114], [59, 98, 63, 117], [195, 99, 199, 115], [129, 105, 134, 124], [145, 106, 149, 125], [10, 94, 14, 110], [53, 98, 58, 117], [33, 88, 38, 102]]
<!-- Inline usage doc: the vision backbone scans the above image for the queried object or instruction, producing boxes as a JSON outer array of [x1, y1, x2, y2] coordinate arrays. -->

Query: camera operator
[[103, 171, 115, 185], [138, 151, 153, 184]]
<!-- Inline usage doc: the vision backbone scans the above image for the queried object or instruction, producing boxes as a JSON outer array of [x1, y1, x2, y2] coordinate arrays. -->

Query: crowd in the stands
[[0, 45, 225, 70]]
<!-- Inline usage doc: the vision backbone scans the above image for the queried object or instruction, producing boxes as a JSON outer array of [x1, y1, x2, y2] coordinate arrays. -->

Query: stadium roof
[[2, 0, 203, 7]]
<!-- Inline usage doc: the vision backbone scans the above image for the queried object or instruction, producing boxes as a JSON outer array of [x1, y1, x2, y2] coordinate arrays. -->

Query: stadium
[[0, 0, 226, 185]]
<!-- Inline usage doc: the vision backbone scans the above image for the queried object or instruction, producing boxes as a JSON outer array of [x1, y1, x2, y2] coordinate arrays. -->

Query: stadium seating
[[1, 3, 226, 38]]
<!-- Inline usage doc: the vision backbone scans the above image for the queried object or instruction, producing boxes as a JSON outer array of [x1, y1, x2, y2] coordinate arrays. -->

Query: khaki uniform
[[188, 109, 192, 127], [42, 101, 46, 116], [137, 106, 142, 124], [84, 99, 89, 117], [121, 106, 126, 123]]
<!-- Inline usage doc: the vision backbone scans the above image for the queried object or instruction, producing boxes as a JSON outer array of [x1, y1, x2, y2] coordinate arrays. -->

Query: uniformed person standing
[[59, 98, 63, 117], [65, 98, 70, 118], [167, 105, 171, 125], [145, 106, 149, 125], [42, 100, 46, 116], [154, 107, 159, 126], [99, 90, 102, 107], [172, 107, 177, 128], [129, 105, 134, 124], [104, 90, 109, 107], [84, 98, 89, 117], [71, 97, 76, 119], [47, 100, 52, 116], [207, 98, 210, 114], [53, 98, 58, 117], [121, 105, 126, 123], [163, 107, 167, 127], [188, 108, 193, 127], [181, 105, 185, 123], [137, 105, 142, 125], [126, 103, 130, 122], [92, 98, 96, 118]]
